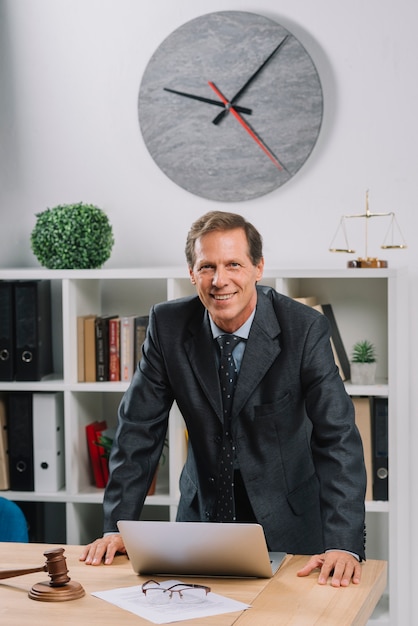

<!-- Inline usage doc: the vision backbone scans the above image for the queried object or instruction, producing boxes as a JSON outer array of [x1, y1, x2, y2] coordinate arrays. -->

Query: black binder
[[0, 281, 15, 380], [8, 392, 34, 491], [371, 397, 388, 500], [14, 280, 52, 381]]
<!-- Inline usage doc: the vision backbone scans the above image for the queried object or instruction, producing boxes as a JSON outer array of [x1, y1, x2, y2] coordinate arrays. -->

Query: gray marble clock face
[[138, 11, 323, 202]]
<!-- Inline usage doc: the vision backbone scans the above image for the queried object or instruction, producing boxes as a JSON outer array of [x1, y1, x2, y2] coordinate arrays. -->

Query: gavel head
[[43, 548, 71, 587]]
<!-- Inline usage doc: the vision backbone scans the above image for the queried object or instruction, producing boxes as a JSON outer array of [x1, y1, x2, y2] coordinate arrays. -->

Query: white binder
[[33, 392, 65, 492]]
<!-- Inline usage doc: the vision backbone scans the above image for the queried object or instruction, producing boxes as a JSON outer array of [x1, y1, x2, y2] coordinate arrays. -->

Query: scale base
[[347, 257, 388, 268], [28, 580, 85, 602]]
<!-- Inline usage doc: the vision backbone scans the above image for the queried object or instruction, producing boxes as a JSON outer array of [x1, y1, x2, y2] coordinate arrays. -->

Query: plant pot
[[147, 471, 158, 495], [350, 362, 377, 385]]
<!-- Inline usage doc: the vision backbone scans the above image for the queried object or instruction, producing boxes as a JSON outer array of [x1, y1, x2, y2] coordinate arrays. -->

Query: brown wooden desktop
[[0, 543, 387, 626]]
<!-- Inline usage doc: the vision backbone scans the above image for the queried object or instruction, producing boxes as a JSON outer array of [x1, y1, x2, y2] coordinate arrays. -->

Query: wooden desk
[[0, 543, 386, 626]]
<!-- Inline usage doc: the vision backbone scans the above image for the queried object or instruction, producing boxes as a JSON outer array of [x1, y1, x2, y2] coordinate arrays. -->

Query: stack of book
[[77, 314, 149, 383]]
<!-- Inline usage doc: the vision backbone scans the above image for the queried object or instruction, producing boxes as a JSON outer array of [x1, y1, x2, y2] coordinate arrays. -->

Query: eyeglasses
[[141, 579, 211, 605]]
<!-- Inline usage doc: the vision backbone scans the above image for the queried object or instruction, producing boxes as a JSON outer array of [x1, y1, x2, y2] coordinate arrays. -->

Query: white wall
[[1, 0, 417, 615]]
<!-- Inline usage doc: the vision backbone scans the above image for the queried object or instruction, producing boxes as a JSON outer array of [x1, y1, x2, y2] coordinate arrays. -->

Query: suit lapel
[[184, 310, 223, 420], [233, 290, 281, 416]]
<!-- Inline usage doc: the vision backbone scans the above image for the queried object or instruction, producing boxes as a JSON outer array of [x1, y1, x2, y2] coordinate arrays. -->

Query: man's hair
[[185, 211, 263, 268]]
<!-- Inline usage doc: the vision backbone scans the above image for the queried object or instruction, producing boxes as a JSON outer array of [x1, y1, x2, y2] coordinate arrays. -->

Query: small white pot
[[350, 362, 377, 385]]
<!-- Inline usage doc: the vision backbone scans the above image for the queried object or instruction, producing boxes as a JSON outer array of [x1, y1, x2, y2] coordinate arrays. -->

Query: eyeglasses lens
[[145, 586, 208, 605]]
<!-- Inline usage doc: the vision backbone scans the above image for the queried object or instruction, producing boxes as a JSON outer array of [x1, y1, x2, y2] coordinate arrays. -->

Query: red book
[[86, 420, 107, 488], [109, 318, 120, 381], [96, 429, 110, 486]]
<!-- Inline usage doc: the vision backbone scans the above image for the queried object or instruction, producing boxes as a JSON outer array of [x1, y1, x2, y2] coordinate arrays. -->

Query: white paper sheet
[[91, 579, 251, 624]]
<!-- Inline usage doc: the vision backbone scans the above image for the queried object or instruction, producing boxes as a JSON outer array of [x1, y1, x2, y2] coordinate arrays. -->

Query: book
[[7, 392, 34, 491], [0, 281, 15, 381], [14, 280, 52, 381], [312, 304, 347, 381], [352, 397, 373, 501], [120, 315, 136, 382], [371, 397, 388, 501], [109, 317, 121, 381], [77, 316, 87, 382], [84, 315, 97, 382], [86, 420, 108, 488], [95, 315, 117, 381], [134, 315, 149, 366], [0, 394, 10, 489], [293, 296, 318, 307], [33, 392, 65, 492], [320, 304, 351, 381]]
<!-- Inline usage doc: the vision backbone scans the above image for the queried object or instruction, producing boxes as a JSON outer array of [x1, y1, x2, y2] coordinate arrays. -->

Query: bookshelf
[[0, 266, 409, 626]]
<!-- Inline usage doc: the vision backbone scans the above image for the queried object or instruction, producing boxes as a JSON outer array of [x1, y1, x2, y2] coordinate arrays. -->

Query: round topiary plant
[[31, 202, 114, 269]]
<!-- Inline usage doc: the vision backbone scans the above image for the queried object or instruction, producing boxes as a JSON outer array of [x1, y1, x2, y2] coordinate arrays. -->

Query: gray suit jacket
[[104, 285, 366, 559]]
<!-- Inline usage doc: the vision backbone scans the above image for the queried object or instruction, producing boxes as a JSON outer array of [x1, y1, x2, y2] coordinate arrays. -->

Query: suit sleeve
[[103, 306, 174, 532], [302, 313, 366, 559]]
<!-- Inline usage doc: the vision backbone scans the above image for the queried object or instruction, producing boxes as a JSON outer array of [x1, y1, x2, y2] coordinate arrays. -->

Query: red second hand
[[208, 81, 283, 171]]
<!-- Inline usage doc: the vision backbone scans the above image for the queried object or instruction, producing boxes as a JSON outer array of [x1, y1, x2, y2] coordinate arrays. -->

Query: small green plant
[[351, 340, 376, 363], [31, 202, 114, 269]]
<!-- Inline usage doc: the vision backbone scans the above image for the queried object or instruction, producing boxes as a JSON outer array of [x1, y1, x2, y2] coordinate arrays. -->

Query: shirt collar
[[209, 308, 255, 341]]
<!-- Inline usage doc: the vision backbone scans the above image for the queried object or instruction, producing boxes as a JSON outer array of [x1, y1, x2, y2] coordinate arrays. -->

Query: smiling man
[[81, 211, 366, 587]]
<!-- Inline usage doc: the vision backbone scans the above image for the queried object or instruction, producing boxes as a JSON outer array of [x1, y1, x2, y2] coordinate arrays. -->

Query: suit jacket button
[[209, 476, 215, 485]]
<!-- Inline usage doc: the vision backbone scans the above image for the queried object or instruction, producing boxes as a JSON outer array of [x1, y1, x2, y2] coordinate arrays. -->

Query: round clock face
[[138, 11, 323, 202]]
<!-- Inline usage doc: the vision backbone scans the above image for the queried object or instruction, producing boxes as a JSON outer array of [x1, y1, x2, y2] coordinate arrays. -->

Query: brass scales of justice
[[329, 191, 407, 268]]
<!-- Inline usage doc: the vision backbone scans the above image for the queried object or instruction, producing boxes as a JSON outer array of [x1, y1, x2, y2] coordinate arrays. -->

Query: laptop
[[117, 520, 286, 578]]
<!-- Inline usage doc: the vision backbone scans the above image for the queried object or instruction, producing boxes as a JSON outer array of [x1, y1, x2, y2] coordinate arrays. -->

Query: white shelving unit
[[0, 266, 409, 625]]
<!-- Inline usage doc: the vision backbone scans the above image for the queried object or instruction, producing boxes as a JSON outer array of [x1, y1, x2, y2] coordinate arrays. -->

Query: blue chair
[[0, 497, 29, 542]]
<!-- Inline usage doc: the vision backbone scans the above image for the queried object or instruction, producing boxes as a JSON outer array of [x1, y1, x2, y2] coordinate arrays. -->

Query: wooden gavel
[[0, 548, 70, 586], [0, 547, 85, 601]]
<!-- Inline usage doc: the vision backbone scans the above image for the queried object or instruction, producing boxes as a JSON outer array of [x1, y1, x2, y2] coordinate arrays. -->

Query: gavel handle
[[0, 565, 47, 580]]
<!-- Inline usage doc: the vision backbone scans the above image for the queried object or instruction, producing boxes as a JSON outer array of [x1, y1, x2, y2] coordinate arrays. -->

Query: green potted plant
[[31, 202, 114, 269], [350, 339, 377, 385]]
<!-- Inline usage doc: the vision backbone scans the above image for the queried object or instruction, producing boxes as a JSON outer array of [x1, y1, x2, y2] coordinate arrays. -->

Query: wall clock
[[138, 11, 323, 202]]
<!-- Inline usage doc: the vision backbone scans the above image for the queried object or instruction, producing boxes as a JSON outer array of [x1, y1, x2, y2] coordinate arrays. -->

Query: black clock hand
[[163, 87, 252, 115], [208, 82, 283, 171], [212, 35, 289, 125]]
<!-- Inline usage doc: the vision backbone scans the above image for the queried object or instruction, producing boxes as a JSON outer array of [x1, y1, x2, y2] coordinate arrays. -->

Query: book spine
[[77, 316, 86, 382], [85, 420, 107, 488], [320, 304, 351, 381], [120, 316, 135, 382], [134, 315, 149, 366], [84, 315, 97, 382], [109, 318, 120, 382], [95, 317, 107, 381]]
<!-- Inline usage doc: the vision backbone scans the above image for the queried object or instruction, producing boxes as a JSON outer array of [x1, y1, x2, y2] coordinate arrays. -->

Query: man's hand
[[79, 534, 126, 566], [297, 551, 362, 587]]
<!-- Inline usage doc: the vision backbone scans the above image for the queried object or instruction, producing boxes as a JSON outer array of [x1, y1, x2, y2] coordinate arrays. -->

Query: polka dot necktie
[[215, 334, 242, 522]]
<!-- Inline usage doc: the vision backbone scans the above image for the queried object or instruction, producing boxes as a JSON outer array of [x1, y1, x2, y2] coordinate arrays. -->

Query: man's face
[[189, 228, 264, 333]]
